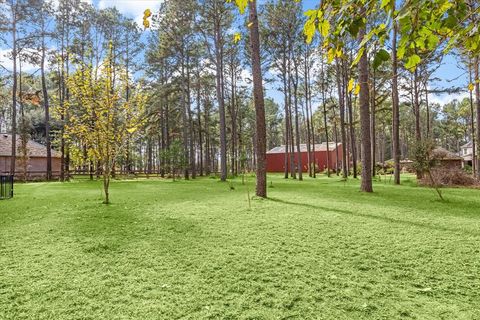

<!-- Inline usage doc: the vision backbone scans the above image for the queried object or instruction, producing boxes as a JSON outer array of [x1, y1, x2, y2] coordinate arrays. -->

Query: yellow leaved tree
[[65, 44, 146, 204]]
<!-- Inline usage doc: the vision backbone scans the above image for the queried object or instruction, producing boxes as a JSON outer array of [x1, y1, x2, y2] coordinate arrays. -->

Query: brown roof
[[432, 147, 462, 161], [0, 134, 61, 158], [267, 142, 341, 154]]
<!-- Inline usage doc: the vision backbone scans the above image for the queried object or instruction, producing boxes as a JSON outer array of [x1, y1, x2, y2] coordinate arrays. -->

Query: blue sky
[[1, 0, 468, 106]]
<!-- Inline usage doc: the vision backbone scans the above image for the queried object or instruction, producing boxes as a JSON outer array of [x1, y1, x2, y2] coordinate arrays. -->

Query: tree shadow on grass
[[68, 203, 203, 256], [268, 197, 480, 237]]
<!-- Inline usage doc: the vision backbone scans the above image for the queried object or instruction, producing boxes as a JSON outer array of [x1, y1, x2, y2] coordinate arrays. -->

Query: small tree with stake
[[412, 140, 444, 201], [65, 43, 146, 204]]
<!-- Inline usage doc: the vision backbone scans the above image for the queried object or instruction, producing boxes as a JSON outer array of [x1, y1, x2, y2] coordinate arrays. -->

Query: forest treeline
[[0, 0, 479, 199]]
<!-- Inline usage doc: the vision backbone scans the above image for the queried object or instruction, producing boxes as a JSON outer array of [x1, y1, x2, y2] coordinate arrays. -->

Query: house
[[266, 142, 342, 173], [0, 133, 62, 178], [431, 147, 463, 169], [460, 141, 474, 167], [399, 159, 414, 173]]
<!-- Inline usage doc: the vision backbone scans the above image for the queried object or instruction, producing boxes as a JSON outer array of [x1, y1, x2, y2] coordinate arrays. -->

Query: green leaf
[[347, 78, 354, 92], [354, 83, 360, 95], [348, 18, 364, 38], [351, 47, 365, 67], [405, 54, 421, 72], [228, 0, 248, 14], [327, 47, 335, 63], [233, 32, 241, 44], [372, 49, 390, 70], [304, 9, 317, 18], [427, 34, 439, 49], [304, 18, 316, 44], [397, 44, 406, 59], [319, 20, 330, 38]]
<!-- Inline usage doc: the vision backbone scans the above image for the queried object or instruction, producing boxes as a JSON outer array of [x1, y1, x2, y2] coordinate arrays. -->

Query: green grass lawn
[[1, 174, 479, 319]]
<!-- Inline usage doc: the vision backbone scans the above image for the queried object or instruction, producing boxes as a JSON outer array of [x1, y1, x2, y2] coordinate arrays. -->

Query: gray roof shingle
[[0, 134, 61, 158]]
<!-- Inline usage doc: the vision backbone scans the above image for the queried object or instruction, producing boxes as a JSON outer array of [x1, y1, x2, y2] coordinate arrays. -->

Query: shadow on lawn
[[69, 204, 202, 256], [268, 197, 480, 237]]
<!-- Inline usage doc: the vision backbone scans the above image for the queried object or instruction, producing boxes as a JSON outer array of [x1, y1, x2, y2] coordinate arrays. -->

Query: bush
[[420, 168, 478, 187]]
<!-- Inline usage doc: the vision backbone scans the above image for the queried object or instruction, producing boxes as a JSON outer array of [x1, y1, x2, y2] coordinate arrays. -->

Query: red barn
[[266, 143, 342, 173]]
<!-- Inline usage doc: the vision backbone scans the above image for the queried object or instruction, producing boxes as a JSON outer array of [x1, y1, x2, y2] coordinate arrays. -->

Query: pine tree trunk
[[347, 88, 357, 178], [371, 59, 376, 177], [309, 85, 316, 178], [282, 55, 289, 179], [475, 58, 480, 180], [293, 57, 303, 180], [10, 17, 17, 177], [336, 59, 348, 179], [214, 16, 227, 181], [41, 41, 52, 180], [303, 46, 312, 177], [249, 0, 267, 198], [321, 56, 330, 177], [196, 75, 203, 176], [287, 48, 296, 179], [333, 116, 340, 175], [413, 68, 423, 179], [186, 62, 196, 179], [468, 60, 476, 176], [392, 17, 401, 185], [358, 17, 373, 192]]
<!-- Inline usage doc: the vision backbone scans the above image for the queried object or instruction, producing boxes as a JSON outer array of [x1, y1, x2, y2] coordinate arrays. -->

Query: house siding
[[0, 156, 61, 178]]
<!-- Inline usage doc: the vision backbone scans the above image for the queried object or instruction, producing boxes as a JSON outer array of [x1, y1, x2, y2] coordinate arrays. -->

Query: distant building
[[431, 147, 463, 169], [266, 142, 342, 173], [459, 141, 474, 167], [0, 133, 61, 178]]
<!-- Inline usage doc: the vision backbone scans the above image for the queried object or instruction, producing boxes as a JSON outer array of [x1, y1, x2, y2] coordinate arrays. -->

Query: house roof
[[0, 134, 61, 158], [461, 141, 473, 148], [432, 147, 463, 161], [267, 142, 341, 154]]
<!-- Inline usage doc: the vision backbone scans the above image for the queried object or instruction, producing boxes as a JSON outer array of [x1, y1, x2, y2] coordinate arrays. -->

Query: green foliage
[[404, 54, 421, 72], [372, 49, 390, 70], [411, 140, 437, 174], [302, 0, 478, 72], [160, 139, 188, 181], [412, 140, 444, 201]]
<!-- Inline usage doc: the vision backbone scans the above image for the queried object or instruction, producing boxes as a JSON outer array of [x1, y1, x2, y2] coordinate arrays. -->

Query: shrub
[[420, 168, 478, 187], [463, 165, 473, 174]]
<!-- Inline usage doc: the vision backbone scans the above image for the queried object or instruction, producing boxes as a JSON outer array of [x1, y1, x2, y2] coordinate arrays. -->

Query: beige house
[[0, 133, 61, 178], [460, 141, 474, 168]]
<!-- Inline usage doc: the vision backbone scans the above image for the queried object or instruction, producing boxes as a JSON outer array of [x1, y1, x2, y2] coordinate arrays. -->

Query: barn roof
[[0, 134, 61, 158], [267, 142, 341, 154]]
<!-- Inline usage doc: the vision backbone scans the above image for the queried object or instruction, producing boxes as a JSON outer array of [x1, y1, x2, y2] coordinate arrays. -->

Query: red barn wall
[[266, 148, 343, 173]]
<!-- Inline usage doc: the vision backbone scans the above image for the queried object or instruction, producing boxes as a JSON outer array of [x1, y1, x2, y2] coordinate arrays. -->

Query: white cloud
[[0, 49, 39, 73], [429, 92, 470, 105], [50, 0, 92, 9], [98, 0, 163, 27]]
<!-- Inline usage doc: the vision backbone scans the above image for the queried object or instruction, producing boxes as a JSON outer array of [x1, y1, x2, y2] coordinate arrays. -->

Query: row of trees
[[1, 0, 479, 201], [304, 0, 479, 191]]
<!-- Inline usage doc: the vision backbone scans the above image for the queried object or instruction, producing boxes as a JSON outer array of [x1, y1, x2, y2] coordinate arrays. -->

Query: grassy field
[[1, 174, 479, 319]]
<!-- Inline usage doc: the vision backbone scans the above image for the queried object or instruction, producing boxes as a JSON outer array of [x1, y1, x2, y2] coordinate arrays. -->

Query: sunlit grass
[[1, 175, 479, 319]]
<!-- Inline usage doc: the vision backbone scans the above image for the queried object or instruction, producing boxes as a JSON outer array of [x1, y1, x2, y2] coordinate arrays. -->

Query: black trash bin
[[0, 175, 13, 199]]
